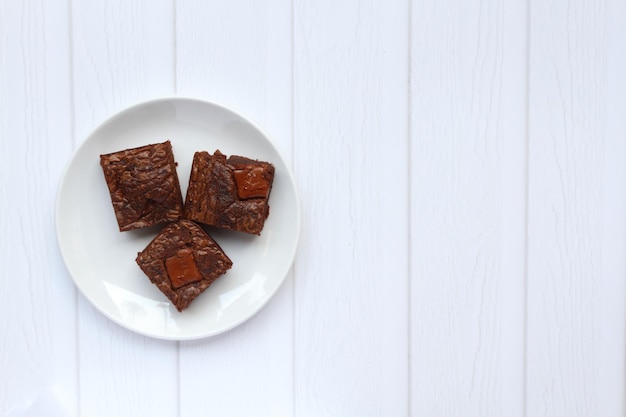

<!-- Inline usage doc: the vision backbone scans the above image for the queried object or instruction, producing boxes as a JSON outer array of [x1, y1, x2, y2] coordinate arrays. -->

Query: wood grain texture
[[410, 0, 527, 415], [178, 282, 294, 417], [0, 0, 77, 414], [71, 0, 176, 141], [527, 0, 609, 415], [71, 0, 179, 416], [176, 0, 286, 129], [176, 1, 294, 415], [293, 0, 409, 415], [598, 2, 626, 415]]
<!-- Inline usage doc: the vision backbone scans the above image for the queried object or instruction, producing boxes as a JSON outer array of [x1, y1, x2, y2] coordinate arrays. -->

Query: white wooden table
[[2, 0, 625, 416]]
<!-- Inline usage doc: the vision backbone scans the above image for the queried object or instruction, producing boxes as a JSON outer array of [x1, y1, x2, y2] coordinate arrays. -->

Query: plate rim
[[55, 95, 301, 341]]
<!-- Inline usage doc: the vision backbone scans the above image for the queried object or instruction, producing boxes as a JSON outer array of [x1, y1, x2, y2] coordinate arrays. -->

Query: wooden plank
[[71, 0, 176, 141], [598, 2, 626, 415], [70, 0, 179, 416], [176, 0, 294, 415], [293, 0, 409, 414], [527, 0, 612, 415], [0, 0, 77, 414], [410, 0, 527, 415]]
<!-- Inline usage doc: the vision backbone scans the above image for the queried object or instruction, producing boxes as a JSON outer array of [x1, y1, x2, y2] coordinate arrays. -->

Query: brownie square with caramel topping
[[135, 219, 232, 312], [184, 150, 275, 235]]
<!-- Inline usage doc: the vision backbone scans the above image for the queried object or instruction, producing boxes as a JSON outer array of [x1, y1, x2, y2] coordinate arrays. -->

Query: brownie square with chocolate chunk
[[100, 141, 184, 232], [135, 219, 232, 312], [184, 150, 275, 235]]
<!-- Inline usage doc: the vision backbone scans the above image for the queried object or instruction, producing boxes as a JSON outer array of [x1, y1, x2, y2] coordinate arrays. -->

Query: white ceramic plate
[[56, 97, 300, 340]]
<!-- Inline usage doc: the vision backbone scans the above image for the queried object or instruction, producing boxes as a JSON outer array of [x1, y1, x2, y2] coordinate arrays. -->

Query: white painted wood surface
[[293, 0, 409, 415], [0, 0, 77, 415], [410, 0, 526, 415], [2, 0, 626, 416], [526, 1, 614, 416]]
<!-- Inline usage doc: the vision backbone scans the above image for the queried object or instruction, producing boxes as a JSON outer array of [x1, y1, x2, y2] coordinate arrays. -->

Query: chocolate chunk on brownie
[[100, 141, 184, 231], [135, 219, 232, 312], [184, 150, 275, 235]]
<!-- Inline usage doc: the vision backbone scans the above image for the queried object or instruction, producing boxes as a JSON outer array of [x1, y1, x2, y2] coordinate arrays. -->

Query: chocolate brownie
[[100, 141, 184, 231], [184, 150, 275, 235], [135, 219, 232, 311]]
